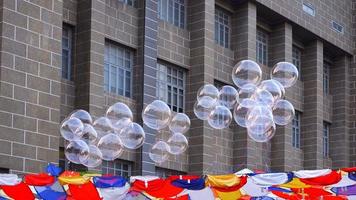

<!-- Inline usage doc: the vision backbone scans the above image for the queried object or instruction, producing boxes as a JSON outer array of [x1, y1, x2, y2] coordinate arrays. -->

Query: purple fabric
[[331, 184, 356, 196], [349, 172, 356, 181]]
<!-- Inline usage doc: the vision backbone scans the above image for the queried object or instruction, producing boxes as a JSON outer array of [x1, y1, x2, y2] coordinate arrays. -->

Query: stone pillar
[[330, 55, 350, 168], [301, 40, 324, 169]]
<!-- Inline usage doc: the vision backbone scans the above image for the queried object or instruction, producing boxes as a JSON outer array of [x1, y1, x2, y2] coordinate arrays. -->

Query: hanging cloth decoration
[[249, 172, 293, 187], [292, 187, 332, 199], [299, 170, 342, 186], [33, 181, 67, 200], [93, 176, 127, 188], [331, 185, 356, 196], [24, 173, 55, 186], [0, 182, 35, 200], [205, 174, 247, 200], [182, 187, 215, 200], [46, 164, 62, 177], [0, 174, 21, 186], [67, 181, 101, 200], [240, 177, 269, 197], [279, 178, 311, 189], [58, 171, 90, 185], [328, 174, 356, 188], [97, 183, 130, 200], [294, 169, 332, 178], [349, 172, 356, 181], [341, 167, 356, 173], [169, 175, 205, 190]]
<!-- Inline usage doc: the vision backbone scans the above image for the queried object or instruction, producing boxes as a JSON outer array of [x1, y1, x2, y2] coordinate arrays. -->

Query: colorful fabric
[[184, 187, 215, 200], [206, 174, 247, 189], [97, 182, 130, 200], [294, 169, 332, 178], [241, 178, 269, 197], [331, 185, 356, 196], [300, 170, 342, 186], [0, 182, 35, 200], [342, 167, 356, 173], [171, 177, 205, 190], [46, 164, 62, 177], [24, 173, 55, 186], [214, 189, 242, 200], [279, 178, 311, 188], [58, 171, 90, 185], [292, 188, 332, 199], [251, 196, 274, 200], [328, 174, 356, 187], [34, 181, 66, 200], [249, 172, 293, 186], [0, 174, 21, 186], [93, 176, 127, 188], [349, 172, 356, 181], [67, 181, 101, 200]]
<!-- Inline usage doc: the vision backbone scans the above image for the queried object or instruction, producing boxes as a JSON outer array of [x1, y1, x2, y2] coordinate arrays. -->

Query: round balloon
[[169, 113, 191, 134], [142, 100, 171, 130], [60, 117, 84, 141], [106, 102, 133, 132], [238, 83, 257, 102], [97, 133, 123, 161], [253, 89, 275, 108], [273, 80, 286, 99], [233, 99, 258, 127], [218, 85, 238, 109], [232, 60, 262, 88], [208, 105, 232, 129], [196, 84, 219, 105], [272, 99, 295, 125], [93, 117, 113, 138], [167, 133, 188, 155], [149, 141, 170, 164], [80, 124, 98, 145], [119, 122, 145, 149], [193, 96, 216, 120], [259, 80, 283, 101], [245, 105, 273, 128], [271, 62, 299, 88], [65, 140, 89, 164], [70, 109, 93, 124], [80, 145, 102, 168], [247, 122, 276, 142]]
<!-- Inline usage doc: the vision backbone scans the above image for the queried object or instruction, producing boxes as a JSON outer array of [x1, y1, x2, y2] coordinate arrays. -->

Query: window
[[157, 62, 186, 112], [119, 0, 138, 7], [155, 167, 185, 178], [302, 2, 315, 16], [323, 122, 330, 157], [62, 24, 73, 80], [332, 21, 344, 33], [292, 111, 301, 148], [323, 61, 330, 95], [0, 168, 9, 173], [158, 0, 185, 28], [256, 29, 268, 66], [215, 7, 230, 48], [292, 46, 302, 77], [104, 41, 133, 98], [102, 160, 132, 178]]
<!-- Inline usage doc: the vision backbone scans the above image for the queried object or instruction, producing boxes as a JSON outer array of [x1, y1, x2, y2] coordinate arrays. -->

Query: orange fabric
[[206, 175, 247, 192], [300, 170, 341, 186], [68, 181, 101, 200], [1, 182, 35, 200], [24, 173, 55, 186]]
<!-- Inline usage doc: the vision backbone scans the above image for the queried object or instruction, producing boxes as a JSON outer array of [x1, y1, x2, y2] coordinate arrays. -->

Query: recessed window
[[62, 24, 74, 80], [215, 6, 230, 48], [102, 160, 132, 178], [104, 41, 133, 98], [323, 60, 330, 95], [332, 21, 344, 33], [323, 122, 330, 158], [119, 0, 138, 7], [157, 62, 186, 113], [158, 0, 185, 28], [292, 46, 302, 79], [292, 111, 301, 148], [155, 167, 185, 178], [302, 2, 315, 16], [256, 29, 268, 66]]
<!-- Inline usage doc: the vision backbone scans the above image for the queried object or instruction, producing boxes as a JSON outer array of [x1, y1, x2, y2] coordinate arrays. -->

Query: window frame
[[104, 41, 134, 98], [215, 6, 231, 48], [331, 21, 344, 34], [323, 60, 331, 95], [302, 2, 315, 16], [118, 0, 138, 7], [292, 45, 302, 79], [102, 160, 133, 178], [323, 122, 330, 158], [62, 24, 74, 80], [292, 111, 301, 149], [158, 0, 186, 29], [256, 28, 269, 66]]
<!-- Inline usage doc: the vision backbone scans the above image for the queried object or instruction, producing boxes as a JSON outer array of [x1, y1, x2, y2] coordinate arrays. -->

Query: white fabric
[[235, 168, 254, 175], [186, 187, 215, 200], [250, 173, 290, 186], [130, 176, 159, 183], [293, 169, 331, 178], [328, 175, 356, 187], [241, 178, 269, 197], [348, 196, 356, 200], [0, 174, 21, 186], [98, 183, 130, 200]]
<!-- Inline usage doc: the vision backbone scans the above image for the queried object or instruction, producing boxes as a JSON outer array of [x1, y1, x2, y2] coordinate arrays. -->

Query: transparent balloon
[[245, 105, 273, 128], [247, 122, 276, 142], [233, 99, 258, 127], [142, 100, 171, 130], [98, 133, 123, 161], [169, 113, 191, 134], [80, 145, 102, 168], [218, 85, 238, 109], [238, 83, 257, 102], [273, 80, 286, 99], [196, 84, 219, 105], [149, 141, 170, 164], [65, 140, 89, 164], [60, 117, 84, 141], [93, 117, 113, 138], [259, 80, 283, 102], [271, 62, 299, 88], [194, 96, 216, 120], [272, 99, 295, 126], [70, 109, 93, 124], [253, 89, 275, 108], [232, 60, 262, 88], [80, 124, 98, 145], [167, 133, 188, 155], [208, 105, 232, 129], [106, 102, 133, 132], [119, 122, 145, 150]]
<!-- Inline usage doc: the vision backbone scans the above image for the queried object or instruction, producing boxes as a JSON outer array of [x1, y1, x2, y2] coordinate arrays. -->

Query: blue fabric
[[34, 186, 66, 200], [0, 197, 9, 200], [349, 172, 356, 181], [46, 164, 62, 177], [93, 176, 127, 188], [251, 197, 275, 200], [286, 172, 294, 183], [171, 178, 205, 190], [268, 187, 292, 193]]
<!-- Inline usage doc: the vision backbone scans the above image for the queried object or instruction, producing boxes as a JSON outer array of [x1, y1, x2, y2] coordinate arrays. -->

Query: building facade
[[0, 0, 355, 175]]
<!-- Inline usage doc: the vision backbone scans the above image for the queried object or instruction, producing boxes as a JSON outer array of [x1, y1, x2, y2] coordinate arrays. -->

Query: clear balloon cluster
[[194, 60, 298, 142], [60, 103, 146, 168], [142, 100, 191, 164]]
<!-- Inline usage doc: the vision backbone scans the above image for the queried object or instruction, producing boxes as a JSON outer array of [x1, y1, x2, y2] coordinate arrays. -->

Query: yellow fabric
[[58, 175, 90, 185], [214, 189, 242, 200], [206, 174, 241, 187], [280, 178, 311, 189]]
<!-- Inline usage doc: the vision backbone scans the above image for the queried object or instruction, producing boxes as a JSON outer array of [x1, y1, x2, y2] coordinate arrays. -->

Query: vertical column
[[301, 40, 324, 169], [330, 55, 350, 168], [187, 0, 215, 174], [140, 0, 158, 175], [269, 22, 294, 171]]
